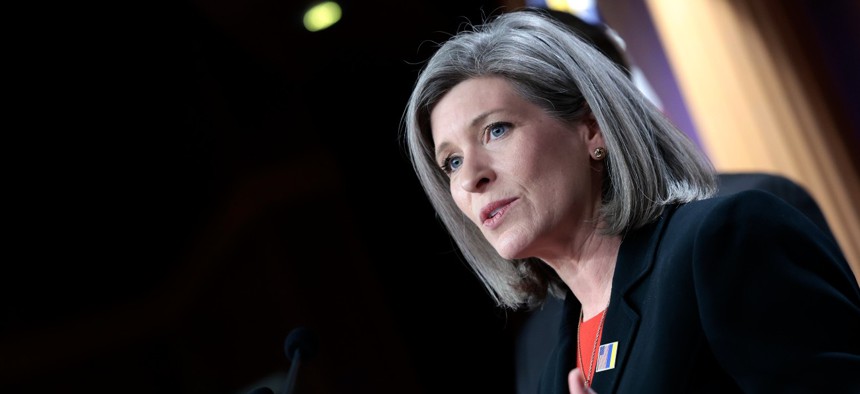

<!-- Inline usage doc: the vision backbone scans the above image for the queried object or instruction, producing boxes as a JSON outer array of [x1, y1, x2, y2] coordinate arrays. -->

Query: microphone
[[281, 326, 319, 394], [246, 327, 319, 394]]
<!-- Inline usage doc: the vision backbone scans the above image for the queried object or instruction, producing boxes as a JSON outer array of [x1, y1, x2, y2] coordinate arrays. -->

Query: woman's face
[[430, 76, 605, 260]]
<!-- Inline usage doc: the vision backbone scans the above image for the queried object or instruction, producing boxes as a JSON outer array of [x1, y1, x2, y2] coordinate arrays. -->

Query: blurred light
[[303, 1, 342, 32], [541, 0, 601, 25], [545, 0, 569, 12], [566, 0, 594, 14], [567, 0, 601, 25]]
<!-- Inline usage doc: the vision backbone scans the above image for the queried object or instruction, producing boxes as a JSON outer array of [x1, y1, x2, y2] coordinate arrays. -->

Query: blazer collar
[[590, 205, 676, 393]]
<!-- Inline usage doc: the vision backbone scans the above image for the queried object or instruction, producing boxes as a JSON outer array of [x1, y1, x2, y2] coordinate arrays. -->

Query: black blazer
[[538, 190, 860, 393]]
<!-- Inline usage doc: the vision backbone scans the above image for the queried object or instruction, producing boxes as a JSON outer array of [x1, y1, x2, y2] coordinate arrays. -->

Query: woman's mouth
[[481, 198, 518, 228]]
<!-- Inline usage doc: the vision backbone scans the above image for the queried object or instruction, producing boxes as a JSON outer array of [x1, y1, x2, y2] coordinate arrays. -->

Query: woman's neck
[[548, 233, 621, 319]]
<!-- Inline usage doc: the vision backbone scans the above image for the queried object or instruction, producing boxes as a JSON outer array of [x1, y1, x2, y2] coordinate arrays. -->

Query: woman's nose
[[458, 154, 494, 193]]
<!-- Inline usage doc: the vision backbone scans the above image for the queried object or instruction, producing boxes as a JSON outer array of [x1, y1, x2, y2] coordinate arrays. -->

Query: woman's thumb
[[567, 368, 597, 394]]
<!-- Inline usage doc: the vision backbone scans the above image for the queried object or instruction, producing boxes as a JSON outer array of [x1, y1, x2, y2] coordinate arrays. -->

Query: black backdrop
[[3, 0, 526, 393]]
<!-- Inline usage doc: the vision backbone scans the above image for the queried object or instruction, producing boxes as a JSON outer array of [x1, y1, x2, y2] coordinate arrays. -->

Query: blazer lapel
[[591, 206, 675, 393]]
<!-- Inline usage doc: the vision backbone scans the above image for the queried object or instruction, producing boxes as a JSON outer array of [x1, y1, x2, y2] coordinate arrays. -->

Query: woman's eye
[[487, 122, 511, 140], [450, 157, 463, 170], [441, 156, 463, 175]]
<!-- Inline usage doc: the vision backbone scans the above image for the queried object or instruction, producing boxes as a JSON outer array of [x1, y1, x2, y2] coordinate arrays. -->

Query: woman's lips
[[481, 198, 518, 229]]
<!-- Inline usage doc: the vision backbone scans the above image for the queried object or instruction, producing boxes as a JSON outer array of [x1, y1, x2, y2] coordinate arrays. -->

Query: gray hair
[[401, 8, 716, 310]]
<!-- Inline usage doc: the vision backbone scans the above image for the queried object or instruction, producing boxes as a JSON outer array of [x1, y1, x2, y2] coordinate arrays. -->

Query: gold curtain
[[643, 0, 860, 279]]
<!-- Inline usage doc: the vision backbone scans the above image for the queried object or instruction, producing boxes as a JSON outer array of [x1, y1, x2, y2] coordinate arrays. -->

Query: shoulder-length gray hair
[[401, 8, 716, 310]]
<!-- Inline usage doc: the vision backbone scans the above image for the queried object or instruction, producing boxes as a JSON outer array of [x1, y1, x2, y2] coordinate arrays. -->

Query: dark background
[[6, 1, 859, 393], [3, 0, 526, 393]]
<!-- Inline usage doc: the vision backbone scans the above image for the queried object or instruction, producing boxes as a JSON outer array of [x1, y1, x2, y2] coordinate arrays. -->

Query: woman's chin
[[492, 238, 530, 260]]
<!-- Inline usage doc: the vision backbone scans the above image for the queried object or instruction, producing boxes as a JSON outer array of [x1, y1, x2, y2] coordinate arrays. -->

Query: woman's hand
[[568, 368, 598, 394]]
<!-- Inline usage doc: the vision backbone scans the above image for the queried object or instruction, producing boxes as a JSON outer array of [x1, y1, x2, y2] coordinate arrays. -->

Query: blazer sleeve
[[690, 190, 860, 393]]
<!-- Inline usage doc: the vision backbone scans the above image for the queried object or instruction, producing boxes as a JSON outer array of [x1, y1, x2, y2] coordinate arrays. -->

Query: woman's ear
[[584, 113, 605, 154], [586, 111, 599, 130]]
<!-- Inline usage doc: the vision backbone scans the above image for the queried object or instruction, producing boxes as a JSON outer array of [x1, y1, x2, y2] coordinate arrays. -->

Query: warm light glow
[[546, 0, 570, 12], [545, 0, 601, 25], [303, 1, 342, 32], [567, 0, 594, 14]]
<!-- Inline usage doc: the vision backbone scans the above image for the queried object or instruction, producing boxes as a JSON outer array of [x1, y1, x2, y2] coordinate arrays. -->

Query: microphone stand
[[281, 349, 302, 394], [247, 327, 317, 394]]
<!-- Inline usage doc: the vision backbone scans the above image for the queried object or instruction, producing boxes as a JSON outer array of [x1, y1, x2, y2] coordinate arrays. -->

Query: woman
[[401, 7, 860, 394]]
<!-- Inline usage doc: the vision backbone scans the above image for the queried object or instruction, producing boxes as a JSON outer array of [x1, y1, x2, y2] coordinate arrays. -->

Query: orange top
[[577, 309, 607, 385]]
